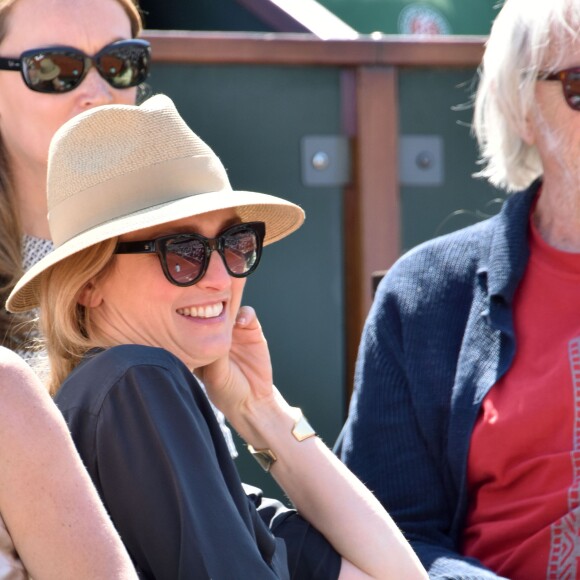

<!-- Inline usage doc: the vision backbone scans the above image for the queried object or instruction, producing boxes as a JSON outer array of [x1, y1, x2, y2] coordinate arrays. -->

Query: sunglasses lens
[[22, 50, 85, 93], [165, 238, 206, 285], [96, 41, 150, 89], [564, 70, 580, 110], [160, 223, 264, 286], [222, 226, 261, 276]]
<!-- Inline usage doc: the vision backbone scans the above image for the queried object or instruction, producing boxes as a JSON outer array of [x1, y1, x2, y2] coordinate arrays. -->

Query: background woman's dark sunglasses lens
[[96, 42, 150, 88], [22, 51, 84, 92]]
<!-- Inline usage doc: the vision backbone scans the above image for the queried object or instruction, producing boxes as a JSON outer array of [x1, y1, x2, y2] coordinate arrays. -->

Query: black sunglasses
[[0, 39, 150, 94], [542, 67, 580, 110], [114, 222, 266, 287]]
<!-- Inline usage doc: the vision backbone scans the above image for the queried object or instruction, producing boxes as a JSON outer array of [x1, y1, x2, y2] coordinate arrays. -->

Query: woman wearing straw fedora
[[7, 94, 427, 580]]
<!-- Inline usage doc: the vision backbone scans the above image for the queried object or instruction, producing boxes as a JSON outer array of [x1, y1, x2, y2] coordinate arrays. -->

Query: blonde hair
[[473, 0, 580, 191], [38, 239, 118, 396], [0, 0, 143, 351]]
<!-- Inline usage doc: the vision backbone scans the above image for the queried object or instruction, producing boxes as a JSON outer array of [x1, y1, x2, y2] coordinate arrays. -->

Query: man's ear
[[77, 281, 102, 308]]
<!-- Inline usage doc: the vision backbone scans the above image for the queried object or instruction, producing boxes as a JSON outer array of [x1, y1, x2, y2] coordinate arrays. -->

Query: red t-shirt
[[463, 217, 580, 579]]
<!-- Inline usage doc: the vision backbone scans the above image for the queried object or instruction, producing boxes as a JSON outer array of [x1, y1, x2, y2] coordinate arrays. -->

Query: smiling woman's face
[[84, 209, 248, 370]]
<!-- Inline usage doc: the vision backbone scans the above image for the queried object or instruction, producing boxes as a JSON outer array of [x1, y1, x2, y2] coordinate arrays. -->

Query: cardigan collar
[[477, 179, 540, 305]]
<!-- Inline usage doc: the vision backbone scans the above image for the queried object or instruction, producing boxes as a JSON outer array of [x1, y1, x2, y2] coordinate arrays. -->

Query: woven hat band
[[49, 155, 229, 246]]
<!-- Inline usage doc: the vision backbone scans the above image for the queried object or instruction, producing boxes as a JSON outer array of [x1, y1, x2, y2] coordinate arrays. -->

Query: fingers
[[235, 305, 258, 329]]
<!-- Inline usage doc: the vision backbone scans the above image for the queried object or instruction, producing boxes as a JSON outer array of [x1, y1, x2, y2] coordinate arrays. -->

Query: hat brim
[[7, 189, 304, 313]]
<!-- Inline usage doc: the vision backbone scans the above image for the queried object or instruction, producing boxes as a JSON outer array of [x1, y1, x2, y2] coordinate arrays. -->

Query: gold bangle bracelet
[[247, 409, 317, 472], [291, 412, 317, 442]]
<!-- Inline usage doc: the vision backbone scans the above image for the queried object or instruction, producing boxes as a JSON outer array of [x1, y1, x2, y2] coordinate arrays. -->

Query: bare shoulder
[[0, 347, 42, 390], [0, 347, 61, 443]]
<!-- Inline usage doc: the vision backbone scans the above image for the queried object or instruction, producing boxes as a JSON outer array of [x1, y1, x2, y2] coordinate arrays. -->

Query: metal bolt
[[311, 151, 330, 171], [416, 151, 433, 170]]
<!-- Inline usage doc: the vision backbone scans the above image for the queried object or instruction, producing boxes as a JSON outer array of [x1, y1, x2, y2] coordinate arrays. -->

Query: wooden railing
[[145, 31, 484, 65], [143, 30, 486, 394]]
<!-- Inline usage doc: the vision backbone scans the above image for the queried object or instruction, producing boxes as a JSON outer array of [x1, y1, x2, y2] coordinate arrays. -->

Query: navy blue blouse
[[55, 344, 340, 580]]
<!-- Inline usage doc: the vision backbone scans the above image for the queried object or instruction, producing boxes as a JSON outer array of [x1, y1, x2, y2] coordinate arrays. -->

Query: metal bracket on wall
[[399, 134, 444, 186], [301, 135, 351, 187]]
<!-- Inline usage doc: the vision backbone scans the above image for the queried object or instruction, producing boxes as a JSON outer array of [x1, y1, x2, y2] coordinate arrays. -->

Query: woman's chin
[[182, 342, 232, 370]]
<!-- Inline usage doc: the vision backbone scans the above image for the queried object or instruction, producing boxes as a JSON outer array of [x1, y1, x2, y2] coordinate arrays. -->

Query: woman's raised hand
[[194, 306, 278, 435]]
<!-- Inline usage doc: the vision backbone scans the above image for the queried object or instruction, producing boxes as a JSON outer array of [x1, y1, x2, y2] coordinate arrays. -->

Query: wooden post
[[343, 65, 400, 400]]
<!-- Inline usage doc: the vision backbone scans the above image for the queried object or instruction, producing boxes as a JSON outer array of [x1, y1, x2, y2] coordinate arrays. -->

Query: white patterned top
[[22, 234, 54, 271], [14, 235, 54, 366]]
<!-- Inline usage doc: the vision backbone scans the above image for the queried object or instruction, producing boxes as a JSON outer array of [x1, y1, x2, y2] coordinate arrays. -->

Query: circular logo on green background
[[398, 4, 452, 35]]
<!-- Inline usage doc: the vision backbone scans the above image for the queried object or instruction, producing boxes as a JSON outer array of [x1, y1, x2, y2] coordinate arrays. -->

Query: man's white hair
[[473, 0, 580, 191]]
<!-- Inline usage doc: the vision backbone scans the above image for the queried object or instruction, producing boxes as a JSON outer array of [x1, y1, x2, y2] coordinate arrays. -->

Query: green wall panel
[[148, 64, 345, 501], [398, 68, 504, 254]]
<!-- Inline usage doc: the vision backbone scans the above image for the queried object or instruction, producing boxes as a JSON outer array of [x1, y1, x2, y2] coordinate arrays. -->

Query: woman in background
[[0, 0, 148, 357]]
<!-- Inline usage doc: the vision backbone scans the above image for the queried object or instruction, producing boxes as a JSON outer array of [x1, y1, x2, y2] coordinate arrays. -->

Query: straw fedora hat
[[7, 93, 305, 313]]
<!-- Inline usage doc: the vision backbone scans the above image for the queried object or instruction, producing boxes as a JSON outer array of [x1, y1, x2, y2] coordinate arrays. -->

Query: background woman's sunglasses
[[542, 67, 580, 110], [114, 222, 266, 287], [0, 39, 150, 94]]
